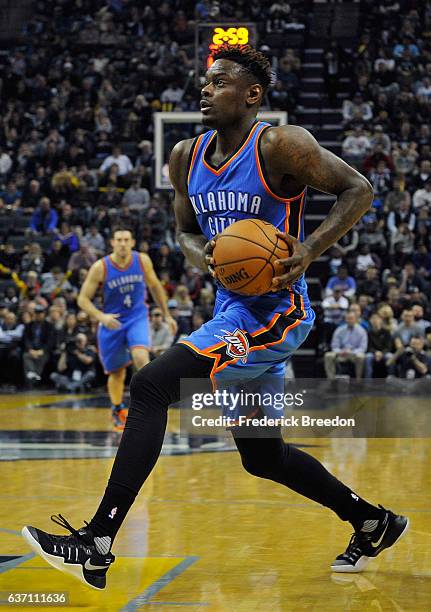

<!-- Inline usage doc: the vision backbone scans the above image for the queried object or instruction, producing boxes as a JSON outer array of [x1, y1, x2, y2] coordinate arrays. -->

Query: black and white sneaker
[[22, 514, 114, 590], [331, 506, 409, 573]]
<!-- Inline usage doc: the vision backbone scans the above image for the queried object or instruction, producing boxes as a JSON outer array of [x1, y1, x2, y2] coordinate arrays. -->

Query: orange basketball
[[212, 219, 291, 296]]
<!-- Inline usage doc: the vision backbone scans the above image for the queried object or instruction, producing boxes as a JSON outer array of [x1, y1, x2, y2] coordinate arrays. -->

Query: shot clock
[[194, 22, 258, 83]]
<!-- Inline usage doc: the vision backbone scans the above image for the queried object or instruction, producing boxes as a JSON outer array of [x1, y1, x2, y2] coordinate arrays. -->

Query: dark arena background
[[0, 0, 430, 610]]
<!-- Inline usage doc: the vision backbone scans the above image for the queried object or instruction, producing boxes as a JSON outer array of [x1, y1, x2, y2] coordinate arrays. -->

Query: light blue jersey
[[180, 121, 315, 392], [97, 251, 150, 373], [102, 251, 148, 320], [187, 120, 310, 311]]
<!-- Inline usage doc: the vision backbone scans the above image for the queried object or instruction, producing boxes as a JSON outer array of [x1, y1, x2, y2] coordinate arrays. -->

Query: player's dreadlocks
[[211, 44, 274, 94]]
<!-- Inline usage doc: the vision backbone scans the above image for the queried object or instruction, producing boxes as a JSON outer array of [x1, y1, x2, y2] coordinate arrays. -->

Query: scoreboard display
[[195, 22, 258, 82]]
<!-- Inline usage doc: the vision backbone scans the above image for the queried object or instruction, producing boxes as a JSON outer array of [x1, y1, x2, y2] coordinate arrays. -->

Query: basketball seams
[[215, 233, 276, 257], [214, 219, 292, 295]]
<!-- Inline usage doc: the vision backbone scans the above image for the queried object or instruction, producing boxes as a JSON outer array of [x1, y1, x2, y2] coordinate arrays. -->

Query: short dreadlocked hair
[[211, 44, 274, 94]]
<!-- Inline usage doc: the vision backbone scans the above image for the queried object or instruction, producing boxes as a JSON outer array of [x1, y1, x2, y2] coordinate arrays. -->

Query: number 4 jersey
[[98, 251, 150, 373], [101, 251, 148, 320]]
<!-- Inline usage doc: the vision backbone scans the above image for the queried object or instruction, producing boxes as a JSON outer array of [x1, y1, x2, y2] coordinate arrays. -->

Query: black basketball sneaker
[[22, 514, 114, 590], [331, 506, 409, 572]]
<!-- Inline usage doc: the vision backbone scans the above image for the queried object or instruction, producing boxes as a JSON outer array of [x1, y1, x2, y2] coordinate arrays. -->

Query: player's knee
[[240, 455, 274, 479], [239, 440, 290, 480], [110, 368, 126, 381]]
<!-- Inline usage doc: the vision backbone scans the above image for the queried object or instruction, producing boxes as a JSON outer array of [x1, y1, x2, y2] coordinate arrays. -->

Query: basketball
[[212, 219, 291, 296]]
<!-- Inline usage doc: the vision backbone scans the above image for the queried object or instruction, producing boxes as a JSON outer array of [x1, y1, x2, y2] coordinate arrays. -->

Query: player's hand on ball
[[165, 314, 178, 336], [204, 237, 218, 277], [271, 232, 314, 291], [100, 313, 122, 330]]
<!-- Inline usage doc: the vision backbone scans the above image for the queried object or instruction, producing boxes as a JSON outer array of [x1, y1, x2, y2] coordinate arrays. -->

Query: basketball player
[[77, 225, 177, 429], [22, 46, 408, 589]]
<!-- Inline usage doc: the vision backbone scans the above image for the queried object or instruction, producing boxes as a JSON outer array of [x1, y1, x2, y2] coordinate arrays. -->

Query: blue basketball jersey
[[102, 251, 148, 319], [187, 120, 310, 310]]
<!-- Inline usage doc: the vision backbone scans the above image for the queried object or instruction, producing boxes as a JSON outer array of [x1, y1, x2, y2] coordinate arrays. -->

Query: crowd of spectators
[[322, 0, 431, 380], [0, 0, 430, 389], [0, 0, 308, 390]]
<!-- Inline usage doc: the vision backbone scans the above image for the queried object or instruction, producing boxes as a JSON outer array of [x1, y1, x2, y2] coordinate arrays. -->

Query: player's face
[[111, 231, 135, 258], [200, 59, 259, 128]]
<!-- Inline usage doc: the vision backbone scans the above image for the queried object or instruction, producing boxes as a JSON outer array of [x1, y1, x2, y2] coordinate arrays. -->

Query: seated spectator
[[29, 197, 58, 235], [412, 244, 431, 279], [348, 303, 369, 331], [368, 160, 393, 198], [44, 240, 70, 272], [0, 147, 12, 180], [67, 244, 97, 272], [388, 335, 431, 379], [50, 332, 96, 392], [412, 180, 431, 210], [22, 304, 55, 385], [412, 159, 431, 190], [83, 225, 105, 256], [390, 223, 414, 255], [393, 309, 424, 352], [357, 266, 382, 302], [55, 222, 80, 255], [0, 180, 22, 209], [342, 126, 371, 166], [97, 183, 122, 210], [377, 304, 397, 335], [321, 286, 349, 345], [369, 125, 391, 156], [149, 308, 173, 359], [342, 93, 373, 125], [355, 246, 380, 274], [411, 304, 431, 336], [99, 145, 133, 181], [364, 313, 394, 378], [324, 311, 368, 379], [122, 178, 150, 213], [40, 267, 74, 298], [358, 217, 387, 257], [387, 194, 416, 234], [400, 262, 428, 295], [21, 242, 45, 275], [22, 179, 43, 210], [325, 265, 356, 298]]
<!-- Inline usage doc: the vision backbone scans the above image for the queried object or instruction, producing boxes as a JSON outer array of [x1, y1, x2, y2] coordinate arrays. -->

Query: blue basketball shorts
[[97, 312, 151, 374], [179, 292, 315, 391]]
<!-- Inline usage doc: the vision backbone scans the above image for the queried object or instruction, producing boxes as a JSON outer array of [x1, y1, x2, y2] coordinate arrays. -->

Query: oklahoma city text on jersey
[[189, 190, 262, 235]]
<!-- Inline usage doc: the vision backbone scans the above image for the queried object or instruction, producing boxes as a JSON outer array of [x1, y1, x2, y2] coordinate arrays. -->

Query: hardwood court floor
[[0, 392, 430, 611]]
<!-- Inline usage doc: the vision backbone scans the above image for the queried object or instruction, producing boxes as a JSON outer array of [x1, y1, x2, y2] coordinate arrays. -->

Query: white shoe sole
[[21, 526, 103, 590], [331, 517, 410, 573]]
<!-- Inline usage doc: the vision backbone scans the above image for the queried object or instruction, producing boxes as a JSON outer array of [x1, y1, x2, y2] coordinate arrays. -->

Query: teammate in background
[[77, 225, 177, 429], [22, 46, 408, 589]]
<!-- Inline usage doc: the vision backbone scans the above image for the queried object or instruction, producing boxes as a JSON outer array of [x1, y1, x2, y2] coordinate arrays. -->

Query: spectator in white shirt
[[99, 146, 133, 177], [413, 180, 431, 210], [342, 126, 371, 165], [0, 147, 12, 179], [342, 93, 373, 125]]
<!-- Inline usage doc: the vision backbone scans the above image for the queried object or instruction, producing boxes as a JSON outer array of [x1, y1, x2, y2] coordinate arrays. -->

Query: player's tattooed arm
[[169, 139, 209, 272], [262, 125, 373, 287]]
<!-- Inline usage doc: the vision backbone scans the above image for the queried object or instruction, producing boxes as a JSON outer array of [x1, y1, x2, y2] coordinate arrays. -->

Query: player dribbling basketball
[[22, 45, 408, 589]]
